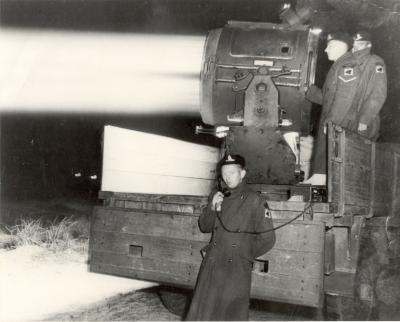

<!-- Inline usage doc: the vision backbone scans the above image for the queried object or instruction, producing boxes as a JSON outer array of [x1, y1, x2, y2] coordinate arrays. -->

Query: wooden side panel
[[267, 201, 331, 213], [373, 144, 393, 216], [260, 249, 322, 276], [113, 200, 199, 214], [343, 136, 372, 206], [101, 125, 220, 196], [90, 250, 199, 285], [328, 124, 373, 216], [254, 220, 325, 307], [99, 192, 208, 214], [92, 207, 209, 242], [89, 256, 323, 308], [247, 184, 290, 201], [329, 162, 342, 205], [91, 231, 322, 276], [391, 150, 400, 216], [99, 191, 208, 205], [327, 124, 345, 209], [373, 143, 400, 217], [324, 229, 335, 274], [270, 221, 324, 252], [91, 232, 206, 263], [328, 127, 400, 218], [90, 206, 325, 308], [267, 201, 334, 225], [251, 273, 322, 307]]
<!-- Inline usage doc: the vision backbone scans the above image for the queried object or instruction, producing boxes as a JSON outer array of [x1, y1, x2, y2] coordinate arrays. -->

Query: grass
[[5, 216, 89, 254]]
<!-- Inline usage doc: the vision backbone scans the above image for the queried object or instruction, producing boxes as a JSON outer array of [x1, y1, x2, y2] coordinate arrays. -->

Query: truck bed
[[90, 191, 327, 308]]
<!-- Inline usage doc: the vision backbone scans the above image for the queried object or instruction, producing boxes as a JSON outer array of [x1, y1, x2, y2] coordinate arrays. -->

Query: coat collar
[[332, 51, 354, 66], [226, 182, 247, 199], [353, 47, 372, 60]]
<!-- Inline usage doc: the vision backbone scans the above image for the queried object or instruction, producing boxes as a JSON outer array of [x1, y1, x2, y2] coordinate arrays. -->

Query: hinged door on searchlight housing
[[200, 21, 320, 184]]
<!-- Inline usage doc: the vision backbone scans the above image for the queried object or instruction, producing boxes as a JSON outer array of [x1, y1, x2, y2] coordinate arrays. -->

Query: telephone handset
[[217, 177, 231, 197]]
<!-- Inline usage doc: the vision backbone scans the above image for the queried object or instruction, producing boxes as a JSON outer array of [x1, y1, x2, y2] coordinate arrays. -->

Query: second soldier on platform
[[304, 32, 361, 186], [302, 31, 387, 187]]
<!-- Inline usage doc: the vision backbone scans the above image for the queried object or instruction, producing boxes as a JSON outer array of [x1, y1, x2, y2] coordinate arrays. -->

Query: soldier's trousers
[[311, 127, 327, 175]]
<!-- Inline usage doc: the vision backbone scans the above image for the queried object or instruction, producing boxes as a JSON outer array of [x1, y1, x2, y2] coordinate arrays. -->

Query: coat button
[[231, 244, 237, 247], [213, 242, 217, 246], [228, 259, 232, 262], [214, 226, 218, 231]]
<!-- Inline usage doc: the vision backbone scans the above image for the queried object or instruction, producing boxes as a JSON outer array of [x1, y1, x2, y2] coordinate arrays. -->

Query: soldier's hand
[[211, 191, 224, 211], [305, 85, 321, 102], [358, 123, 367, 132]]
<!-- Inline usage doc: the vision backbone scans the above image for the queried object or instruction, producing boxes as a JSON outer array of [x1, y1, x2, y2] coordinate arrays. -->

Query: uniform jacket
[[345, 48, 387, 140], [185, 183, 275, 321], [307, 51, 361, 128], [307, 51, 360, 174]]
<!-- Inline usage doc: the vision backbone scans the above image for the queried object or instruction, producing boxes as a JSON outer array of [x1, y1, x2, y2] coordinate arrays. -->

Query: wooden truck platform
[[89, 123, 400, 314], [90, 192, 326, 307]]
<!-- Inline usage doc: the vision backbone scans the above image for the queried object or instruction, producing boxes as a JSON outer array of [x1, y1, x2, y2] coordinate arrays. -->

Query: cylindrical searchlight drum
[[200, 21, 320, 133]]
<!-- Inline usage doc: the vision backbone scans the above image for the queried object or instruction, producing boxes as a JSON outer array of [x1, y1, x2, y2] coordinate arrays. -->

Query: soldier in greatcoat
[[185, 154, 276, 321], [302, 32, 360, 186], [302, 32, 387, 187], [345, 31, 387, 140]]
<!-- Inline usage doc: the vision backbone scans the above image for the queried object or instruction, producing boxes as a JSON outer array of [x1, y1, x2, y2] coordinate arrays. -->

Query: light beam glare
[[0, 27, 206, 114]]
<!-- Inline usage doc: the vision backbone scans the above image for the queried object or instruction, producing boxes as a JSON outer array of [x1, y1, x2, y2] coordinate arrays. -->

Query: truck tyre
[[158, 285, 191, 317], [375, 260, 400, 319], [324, 266, 376, 320], [324, 293, 375, 321]]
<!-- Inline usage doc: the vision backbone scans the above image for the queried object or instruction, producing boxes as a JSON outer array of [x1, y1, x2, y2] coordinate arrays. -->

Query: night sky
[[1, 0, 399, 203], [0, 0, 287, 33]]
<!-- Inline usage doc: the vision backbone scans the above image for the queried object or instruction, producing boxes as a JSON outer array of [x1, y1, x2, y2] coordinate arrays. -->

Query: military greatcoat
[[185, 183, 275, 321], [307, 51, 361, 174], [345, 47, 387, 140]]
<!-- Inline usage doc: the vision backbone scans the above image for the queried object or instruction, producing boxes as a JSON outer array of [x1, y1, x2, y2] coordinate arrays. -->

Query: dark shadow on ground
[[46, 285, 321, 321]]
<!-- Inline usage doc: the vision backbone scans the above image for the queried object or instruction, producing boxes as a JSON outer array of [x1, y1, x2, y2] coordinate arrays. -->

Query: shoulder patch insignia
[[376, 64, 384, 73], [338, 76, 357, 83], [344, 67, 354, 76]]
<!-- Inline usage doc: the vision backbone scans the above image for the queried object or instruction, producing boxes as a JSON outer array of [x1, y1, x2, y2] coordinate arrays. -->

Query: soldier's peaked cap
[[219, 154, 246, 168], [327, 32, 353, 48], [353, 31, 372, 42]]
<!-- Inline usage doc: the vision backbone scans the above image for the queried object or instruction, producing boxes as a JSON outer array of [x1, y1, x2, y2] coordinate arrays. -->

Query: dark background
[[1, 0, 399, 204]]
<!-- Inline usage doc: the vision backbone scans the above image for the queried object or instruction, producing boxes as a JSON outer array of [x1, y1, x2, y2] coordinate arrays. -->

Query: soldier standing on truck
[[185, 154, 276, 321], [302, 31, 387, 187], [301, 32, 359, 186], [346, 31, 387, 141]]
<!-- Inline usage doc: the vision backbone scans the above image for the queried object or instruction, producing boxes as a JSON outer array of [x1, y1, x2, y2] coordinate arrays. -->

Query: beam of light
[[0, 27, 206, 114]]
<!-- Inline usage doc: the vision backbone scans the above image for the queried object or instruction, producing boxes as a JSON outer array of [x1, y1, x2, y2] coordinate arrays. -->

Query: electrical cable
[[215, 202, 313, 235]]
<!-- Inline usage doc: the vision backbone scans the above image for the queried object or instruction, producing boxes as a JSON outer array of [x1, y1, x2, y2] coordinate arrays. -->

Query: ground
[[0, 244, 158, 321], [0, 199, 330, 321], [3, 200, 398, 321], [0, 241, 319, 321]]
